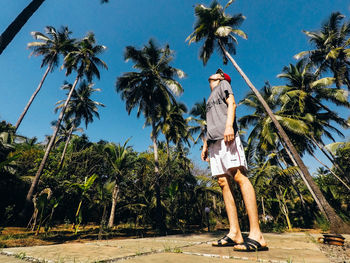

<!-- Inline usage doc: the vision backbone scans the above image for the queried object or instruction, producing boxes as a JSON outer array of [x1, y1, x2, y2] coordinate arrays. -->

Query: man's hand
[[201, 147, 209, 162], [224, 126, 234, 143]]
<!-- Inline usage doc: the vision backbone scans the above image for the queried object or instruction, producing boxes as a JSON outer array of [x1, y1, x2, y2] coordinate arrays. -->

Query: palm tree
[[188, 98, 207, 144], [15, 26, 74, 131], [55, 80, 105, 169], [156, 102, 191, 154], [187, 0, 350, 233], [239, 83, 309, 159], [67, 174, 98, 233], [295, 12, 350, 89], [104, 139, 137, 228], [276, 61, 350, 117], [24, 32, 107, 215], [50, 118, 83, 149], [240, 84, 319, 217], [116, 39, 185, 232], [275, 62, 350, 189], [57, 118, 82, 165]]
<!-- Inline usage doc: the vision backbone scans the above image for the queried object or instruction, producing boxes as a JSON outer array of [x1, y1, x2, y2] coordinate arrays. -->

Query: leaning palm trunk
[[15, 63, 52, 132], [58, 124, 75, 171], [0, 0, 45, 55], [218, 40, 350, 233], [107, 183, 119, 228], [25, 76, 80, 211]]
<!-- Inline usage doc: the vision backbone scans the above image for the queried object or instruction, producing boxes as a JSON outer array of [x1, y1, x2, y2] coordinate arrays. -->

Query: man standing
[[201, 69, 268, 252]]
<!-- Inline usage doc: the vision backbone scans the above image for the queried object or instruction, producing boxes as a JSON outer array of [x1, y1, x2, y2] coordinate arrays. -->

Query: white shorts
[[208, 136, 248, 177]]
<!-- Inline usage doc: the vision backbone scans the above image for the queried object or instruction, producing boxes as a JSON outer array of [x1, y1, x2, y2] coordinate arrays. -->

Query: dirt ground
[[1, 226, 349, 262]]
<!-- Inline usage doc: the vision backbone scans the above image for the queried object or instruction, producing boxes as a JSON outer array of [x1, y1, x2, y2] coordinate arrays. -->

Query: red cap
[[216, 68, 231, 84]]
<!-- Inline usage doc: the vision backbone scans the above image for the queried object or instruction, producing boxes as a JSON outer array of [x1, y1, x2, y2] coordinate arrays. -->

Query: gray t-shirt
[[206, 80, 238, 142]]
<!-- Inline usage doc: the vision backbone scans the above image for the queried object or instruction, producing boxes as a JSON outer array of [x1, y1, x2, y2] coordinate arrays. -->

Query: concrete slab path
[[1, 232, 344, 263]]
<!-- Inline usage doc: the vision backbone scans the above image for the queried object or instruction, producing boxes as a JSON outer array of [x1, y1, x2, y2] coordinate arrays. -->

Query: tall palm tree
[[295, 12, 350, 89], [16, 26, 74, 131], [187, 0, 350, 233], [55, 80, 105, 169], [116, 39, 185, 232], [188, 98, 207, 144], [24, 32, 107, 214], [104, 139, 137, 228]]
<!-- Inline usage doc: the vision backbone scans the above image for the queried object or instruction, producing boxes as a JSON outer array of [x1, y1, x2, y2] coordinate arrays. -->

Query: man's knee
[[229, 167, 248, 184], [217, 175, 229, 188]]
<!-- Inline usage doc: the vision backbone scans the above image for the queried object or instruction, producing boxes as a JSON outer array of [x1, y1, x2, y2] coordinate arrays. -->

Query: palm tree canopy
[[275, 60, 350, 113], [294, 12, 350, 88], [28, 26, 75, 71], [103, 138, 137, 181], [186, 0, 247, 65], [156, 102, 192, 147], [55, 80, 105, 128], [50, 118, 83, 145], [274, 60, 349, 143], [116, 39, 185, 124], [63, 32, 108, 82]]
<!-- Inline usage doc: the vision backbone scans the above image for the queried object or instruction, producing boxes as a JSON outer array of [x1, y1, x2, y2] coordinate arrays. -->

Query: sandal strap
[[245, 237, 262, 249], [222, 235, 234, 243], [217, 235, 234, 245]]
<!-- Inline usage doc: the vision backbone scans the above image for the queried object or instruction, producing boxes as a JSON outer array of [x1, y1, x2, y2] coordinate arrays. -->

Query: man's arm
[[224, 94, 237, 143], [201, 139, 209, 161]]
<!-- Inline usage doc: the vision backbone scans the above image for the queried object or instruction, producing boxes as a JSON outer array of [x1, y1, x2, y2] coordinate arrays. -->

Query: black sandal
[[233, 237, 269, 252], [212, 235, 238, 247]]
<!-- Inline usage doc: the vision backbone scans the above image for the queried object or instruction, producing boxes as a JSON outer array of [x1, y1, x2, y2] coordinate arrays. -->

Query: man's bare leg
[[212, 174, 244, 245], [228, 167, 267, 248]]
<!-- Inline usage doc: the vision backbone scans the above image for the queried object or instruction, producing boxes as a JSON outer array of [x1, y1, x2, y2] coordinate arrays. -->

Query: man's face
[[208, 73, 224, 90], [208, 73, 224, 82]]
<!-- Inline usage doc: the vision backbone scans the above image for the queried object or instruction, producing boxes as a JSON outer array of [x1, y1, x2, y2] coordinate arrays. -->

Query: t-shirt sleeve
[[219, 80, 233, 100]]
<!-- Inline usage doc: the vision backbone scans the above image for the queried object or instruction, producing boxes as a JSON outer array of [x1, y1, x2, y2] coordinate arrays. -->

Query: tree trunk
[[219, 40, 350, 234], [73, 198, 83, 232], [98, 204, 107, 240], [15, 63, 51, 132], [24, 76, 80, 214], [261, 197, 266, 223], [107, 183, 119, 228], [152, 122, 165, 233], [0, 0, 45, 55], [58, 124, 75, 171], [310, 151, 350, 191]]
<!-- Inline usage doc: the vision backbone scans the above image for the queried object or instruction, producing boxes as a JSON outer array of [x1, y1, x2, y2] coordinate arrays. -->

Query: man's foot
[[233, 233, 267, 251], [233, 237, 268, 252], [212, 233, 244, 247]]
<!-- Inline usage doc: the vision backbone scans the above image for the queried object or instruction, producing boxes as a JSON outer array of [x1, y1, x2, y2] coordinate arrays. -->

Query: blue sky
[[1, 0, 349, 172]]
